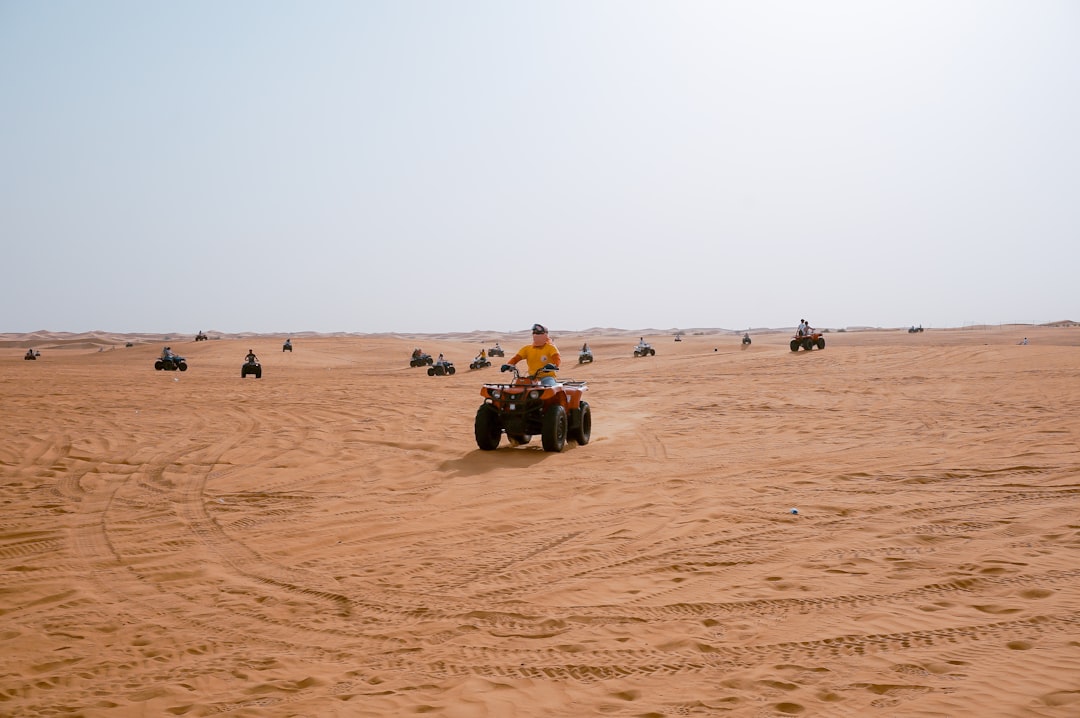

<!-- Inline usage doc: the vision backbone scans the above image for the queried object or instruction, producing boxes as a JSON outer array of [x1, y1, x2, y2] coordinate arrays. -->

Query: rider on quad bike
[[474, 323, 591, 452]]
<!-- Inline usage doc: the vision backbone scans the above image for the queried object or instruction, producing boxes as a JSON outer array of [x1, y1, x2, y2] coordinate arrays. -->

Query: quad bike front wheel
[[542, 405, 568, 452], [475, 405, 501, 450]]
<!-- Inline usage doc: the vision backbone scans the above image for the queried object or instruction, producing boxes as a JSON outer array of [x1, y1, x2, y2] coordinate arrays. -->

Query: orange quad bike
[[790, 331, 825, 352], [475, 364, 591, 452]]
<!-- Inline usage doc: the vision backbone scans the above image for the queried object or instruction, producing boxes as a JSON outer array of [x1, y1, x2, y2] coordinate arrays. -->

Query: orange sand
[[2, 325, 1078, 717]]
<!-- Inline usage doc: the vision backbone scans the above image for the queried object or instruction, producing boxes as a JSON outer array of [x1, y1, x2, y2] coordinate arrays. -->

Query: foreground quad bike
[[241, 359, 262, 378], [475, 364, 590, 453], [154, 355, 188, 371], [410, 353, 434, 367], [790, 333, 825, 351], [428, 361, 456, 376]]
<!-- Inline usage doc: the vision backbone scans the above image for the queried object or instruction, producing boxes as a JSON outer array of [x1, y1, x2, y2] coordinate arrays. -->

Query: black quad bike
[[410, 352, 434, 368], [241, 359, 262, 378], [475, 364, 590, 453], [428, 361, 456, 376], [154, 355, 188, 371]]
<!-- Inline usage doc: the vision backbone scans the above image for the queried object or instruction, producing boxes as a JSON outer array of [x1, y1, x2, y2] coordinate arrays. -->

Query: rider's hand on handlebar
[[501, 364, 514, 372]]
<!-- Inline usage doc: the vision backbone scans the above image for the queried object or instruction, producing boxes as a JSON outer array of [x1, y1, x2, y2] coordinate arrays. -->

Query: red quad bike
[[790, 332, 825, 352], [475, 364, 591, 452]]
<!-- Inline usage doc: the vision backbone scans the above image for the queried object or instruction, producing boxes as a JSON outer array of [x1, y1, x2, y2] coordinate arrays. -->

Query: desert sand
[[2, 325, 1078, 717]]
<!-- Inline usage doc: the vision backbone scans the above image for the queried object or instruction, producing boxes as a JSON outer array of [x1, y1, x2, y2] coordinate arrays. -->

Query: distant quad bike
[[633, 343, 656, 357], [487, 346, 505, 357], [241, 359, 262, 379], [742, 334, 752, 347], [282, 341, 293, 352], [410, 352, 434, 368], [475, 364, 590, 452], [790, 332, 825, 352], [194, 332, 209, 342], [428, 361, 456, 376], [579, 349, 593, 364], [24, 351, 37, 360], [469, 357, 492, 370], [908, 325, 924, 333], [154, 355, 188, 371]]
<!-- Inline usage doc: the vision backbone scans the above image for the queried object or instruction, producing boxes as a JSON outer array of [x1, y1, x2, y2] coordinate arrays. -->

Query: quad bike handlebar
[[500, 363, 558, 381]]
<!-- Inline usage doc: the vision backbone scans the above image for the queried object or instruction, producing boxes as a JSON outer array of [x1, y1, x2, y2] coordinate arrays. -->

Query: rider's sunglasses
[[532, 326, 546, 334]]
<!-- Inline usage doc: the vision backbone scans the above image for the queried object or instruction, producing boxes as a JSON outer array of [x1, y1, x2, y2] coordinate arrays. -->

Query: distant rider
[[245, 349, 258, 363]]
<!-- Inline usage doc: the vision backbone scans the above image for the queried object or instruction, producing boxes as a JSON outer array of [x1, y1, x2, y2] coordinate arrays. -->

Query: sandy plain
[[1, 325, 1078, 717]]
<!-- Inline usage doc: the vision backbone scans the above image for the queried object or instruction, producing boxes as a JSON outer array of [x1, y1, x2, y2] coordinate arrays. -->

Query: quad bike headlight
[[528, 390, 540, 400], [490, 389, 501, 399]]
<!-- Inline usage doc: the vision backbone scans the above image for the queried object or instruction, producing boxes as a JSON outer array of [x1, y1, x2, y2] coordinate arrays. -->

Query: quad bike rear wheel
[[571, 402, 591, 445], [542, 405, 567, 452]]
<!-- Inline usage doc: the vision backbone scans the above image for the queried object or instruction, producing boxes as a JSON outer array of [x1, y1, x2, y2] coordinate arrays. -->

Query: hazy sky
[[2, 1, 1077, 334]]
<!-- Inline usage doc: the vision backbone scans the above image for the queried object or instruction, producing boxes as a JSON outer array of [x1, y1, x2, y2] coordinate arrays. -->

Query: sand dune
[[2, 326, 1078, 716]]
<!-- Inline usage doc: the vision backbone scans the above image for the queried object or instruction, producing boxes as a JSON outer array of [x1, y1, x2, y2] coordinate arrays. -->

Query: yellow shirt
[[511, 342, 561, 377]]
